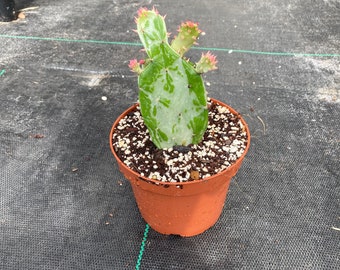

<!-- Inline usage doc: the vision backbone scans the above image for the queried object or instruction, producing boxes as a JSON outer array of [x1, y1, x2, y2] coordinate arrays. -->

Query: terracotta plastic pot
[[109, 98, 250, 237]]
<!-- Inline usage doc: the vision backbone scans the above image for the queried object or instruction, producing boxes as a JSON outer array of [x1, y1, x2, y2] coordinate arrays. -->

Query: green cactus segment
[[136, 9, 168, 59], [135, 8, 209, 149], [171, 22, 201, 56], [138, 43, 208, 148], [195, 52, 218, 73]]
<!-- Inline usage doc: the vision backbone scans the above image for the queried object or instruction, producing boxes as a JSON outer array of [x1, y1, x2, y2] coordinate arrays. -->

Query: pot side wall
[[109, 99, 250, 236]]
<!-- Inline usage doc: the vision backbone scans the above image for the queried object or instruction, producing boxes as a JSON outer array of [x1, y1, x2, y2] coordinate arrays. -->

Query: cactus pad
[[132, 8, 216, 149]]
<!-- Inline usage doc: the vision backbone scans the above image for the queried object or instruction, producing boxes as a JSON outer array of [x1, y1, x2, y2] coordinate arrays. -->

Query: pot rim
[[109, 98, 251, 186]]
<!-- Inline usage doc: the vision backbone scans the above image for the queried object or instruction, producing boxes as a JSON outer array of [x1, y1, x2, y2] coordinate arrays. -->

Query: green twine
[[0, 34, 142, 47], [0, 34, 339, 57], [194, 46, 340, 57], [0, 69, 5, 76], [136, 224, 150, 270]]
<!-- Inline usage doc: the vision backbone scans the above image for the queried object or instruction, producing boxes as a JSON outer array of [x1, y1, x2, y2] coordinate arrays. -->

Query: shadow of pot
[[109, 98, 251, 237]]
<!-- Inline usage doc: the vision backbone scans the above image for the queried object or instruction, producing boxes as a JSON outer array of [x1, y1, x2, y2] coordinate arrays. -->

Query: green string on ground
[[0, 69, 5, 76], [194, 47, 340, 57], [0, 34, 142, 47], [136, 224, 150, 270], [0, 34, 339, 57]]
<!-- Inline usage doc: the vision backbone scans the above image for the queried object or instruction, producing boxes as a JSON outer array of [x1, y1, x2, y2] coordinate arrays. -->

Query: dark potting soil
[[112, 100, 248, 182]]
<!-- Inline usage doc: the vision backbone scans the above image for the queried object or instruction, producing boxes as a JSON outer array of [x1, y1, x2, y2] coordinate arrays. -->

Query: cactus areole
[[129, 7, 217, 149]]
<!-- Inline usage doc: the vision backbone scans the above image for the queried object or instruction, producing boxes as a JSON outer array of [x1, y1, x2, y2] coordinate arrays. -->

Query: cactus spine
[[129, 7, 217, 149]]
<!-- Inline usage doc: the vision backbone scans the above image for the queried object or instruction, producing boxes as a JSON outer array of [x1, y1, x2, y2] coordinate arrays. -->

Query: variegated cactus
[[129, 7, 217, 149]]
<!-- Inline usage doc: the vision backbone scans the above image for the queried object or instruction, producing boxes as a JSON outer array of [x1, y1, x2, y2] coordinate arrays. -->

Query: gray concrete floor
[[0, 0, 339, 269]]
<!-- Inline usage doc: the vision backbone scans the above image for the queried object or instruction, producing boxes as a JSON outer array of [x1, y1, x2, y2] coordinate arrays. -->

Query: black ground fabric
[[0, 0, 339, 269], [0, 0, 16, 22]]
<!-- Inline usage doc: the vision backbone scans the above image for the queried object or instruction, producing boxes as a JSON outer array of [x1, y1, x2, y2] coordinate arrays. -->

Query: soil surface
[[112, 100, 248, 182]]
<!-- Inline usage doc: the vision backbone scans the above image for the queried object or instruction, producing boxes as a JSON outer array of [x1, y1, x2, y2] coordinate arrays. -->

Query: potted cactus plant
[[109, 7, 251, 237]]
